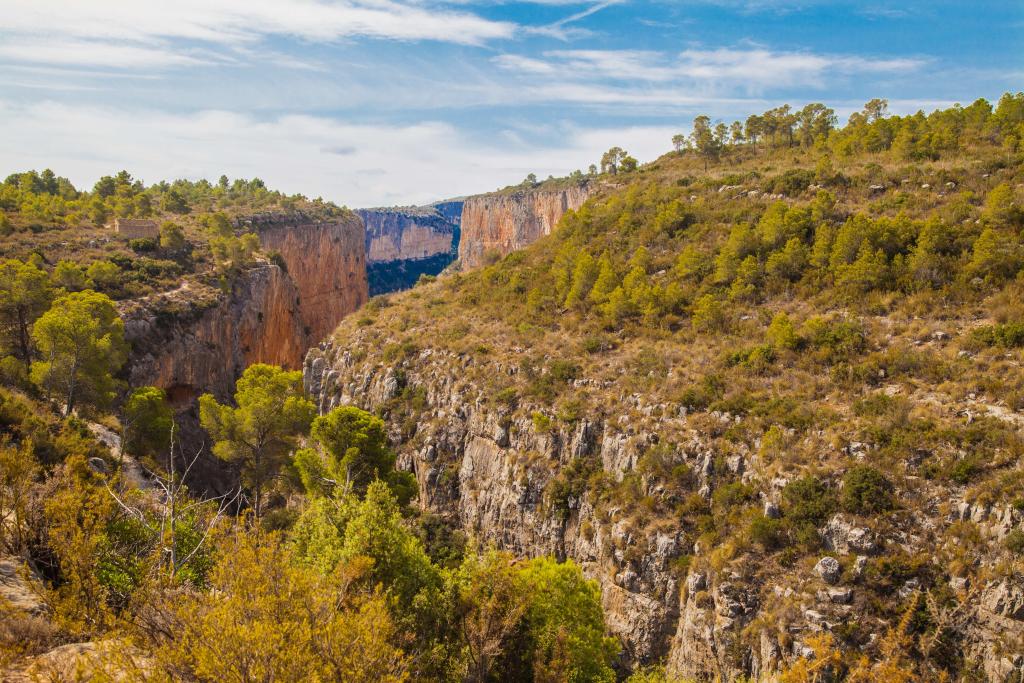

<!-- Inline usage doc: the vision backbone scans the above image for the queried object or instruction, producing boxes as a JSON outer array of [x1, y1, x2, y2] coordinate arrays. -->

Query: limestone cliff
[[304, 332, 1024, 680], [458, 183, 592, 268], [256, 213, 369, 344], [304, 340, 681, 666], [124, 212, 368, 401], [122, 265, 307, 404], [357, 207, 457, 263]]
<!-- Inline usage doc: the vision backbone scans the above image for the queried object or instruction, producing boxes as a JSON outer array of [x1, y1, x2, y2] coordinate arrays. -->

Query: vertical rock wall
[[258, 215, 369, 344], [357, 207, 457, 264], [458, 184, 592, 268]]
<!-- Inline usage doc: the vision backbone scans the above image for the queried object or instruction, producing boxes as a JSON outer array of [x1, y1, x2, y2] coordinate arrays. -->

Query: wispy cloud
[[0, 0, 517, 70], [525, 0, 624, 40], [495, 47, 926, 92]]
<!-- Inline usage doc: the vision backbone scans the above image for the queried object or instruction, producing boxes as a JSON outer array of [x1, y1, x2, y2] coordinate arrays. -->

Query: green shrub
[[549, 359, 580, 382], [267, 250, 288, 273], [494, 387, 518, 407], [382, 340, 419, 363], [765, 169, 815, 196], [802, 317, 867, 364], [783, 476, 835, 525], [841, 466, 894, 514], [712, 481, 756, 509], [969, 322, 1024, 348], [129, 238, 157, 252], [748, 515, 787, 550], [947, 457, 982, 485], [1005, 529, 1024, 555]]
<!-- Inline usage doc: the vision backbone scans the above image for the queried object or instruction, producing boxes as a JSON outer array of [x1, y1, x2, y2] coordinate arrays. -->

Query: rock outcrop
[[357, 206, 457, 264], [303, 331, 1024, 679], [121, 213, 368, 488], [458, 183, 592, 268], [256, 214, 368, 344], [122, 266, 308, 403], [123, 212, 367, 399], [304, 342, 683, 666]]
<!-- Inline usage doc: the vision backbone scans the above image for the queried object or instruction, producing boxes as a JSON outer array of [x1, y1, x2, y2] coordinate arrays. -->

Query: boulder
[[814, 556, 841, 585], [820, 515, 877, 555]]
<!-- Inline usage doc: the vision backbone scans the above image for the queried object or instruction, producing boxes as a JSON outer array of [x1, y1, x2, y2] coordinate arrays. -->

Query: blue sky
[[0, 0, 1020, 206]]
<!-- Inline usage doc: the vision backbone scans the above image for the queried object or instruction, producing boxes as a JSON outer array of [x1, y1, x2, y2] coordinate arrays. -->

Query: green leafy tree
[[147, 530, 409, 682], [692, 294, 726, 333], [85, 260, 121, 291], [841, 466, 893, 515], [162, 188, 189, 214], [159, 221, 187, 252], [452, 549, 529, 683], [588, 252, 617, 305], [564, 251, 598, 309], [970, 226, 1022, 282], [0, 258, 53, 372], [518, 557, 618, 683], [983, 183, 1021, 227], [53, 260, 89, 292], [335, 481, 440, 607], [122, 386, 173, 460], [690, 115, 721, 171], [600, 147, 628, 175], [31, 290, 127, 416], [766, 313, 799, 350], [863, 98, 889, 122], [294, 405, 416, 504], [199, 364, 314, 518]]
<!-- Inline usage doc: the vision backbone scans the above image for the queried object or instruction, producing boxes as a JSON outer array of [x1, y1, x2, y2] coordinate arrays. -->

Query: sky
[[0, 1, 1021, 207]]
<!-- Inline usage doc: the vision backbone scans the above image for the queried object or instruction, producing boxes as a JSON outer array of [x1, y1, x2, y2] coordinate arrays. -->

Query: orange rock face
[[458, 184, 592, 268], [259, 215, 369, 345], [124, 215, 368, 402], [123, 266, 308, 402]]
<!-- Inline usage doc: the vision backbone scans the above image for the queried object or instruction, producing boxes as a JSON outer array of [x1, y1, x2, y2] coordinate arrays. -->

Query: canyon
[[357, 202, 462, 295], [123, 212, 368, 404], [302, 322, 1024, 682], [120, 183, 572, 405], [458, 183, 593, 268]]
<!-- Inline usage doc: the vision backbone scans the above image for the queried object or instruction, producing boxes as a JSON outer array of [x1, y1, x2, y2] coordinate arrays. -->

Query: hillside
[[1, 94, 1024, 682], [305, 95, 1024, 680]]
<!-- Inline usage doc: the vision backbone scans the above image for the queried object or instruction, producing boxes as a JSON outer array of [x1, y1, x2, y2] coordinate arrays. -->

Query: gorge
[[358, 202, 462, 295]]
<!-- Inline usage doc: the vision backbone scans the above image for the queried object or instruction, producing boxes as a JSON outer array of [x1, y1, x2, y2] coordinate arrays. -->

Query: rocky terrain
[[124, 212, 367, 400], [458, 183, 592, 268], [303, 302, 1024, 682], [300, 130, 1024, 679]]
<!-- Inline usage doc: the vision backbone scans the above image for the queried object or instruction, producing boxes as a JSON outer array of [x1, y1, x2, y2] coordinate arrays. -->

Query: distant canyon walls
[[357, 207, 457, 263], [458, 183, 592, 269], [357, 203, 462, 295]]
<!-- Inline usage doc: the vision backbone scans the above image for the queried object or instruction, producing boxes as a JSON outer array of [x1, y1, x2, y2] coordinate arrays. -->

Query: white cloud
[[0, 100, 677, 206], [495, 47, 925, 92], [0, 38, 217, 69], [0, 0, 516, 69]]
